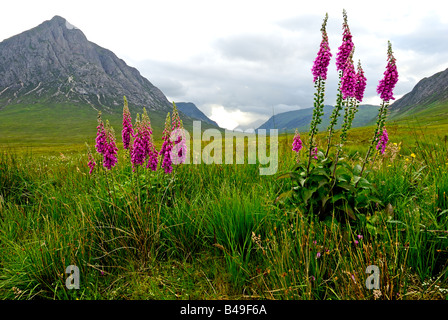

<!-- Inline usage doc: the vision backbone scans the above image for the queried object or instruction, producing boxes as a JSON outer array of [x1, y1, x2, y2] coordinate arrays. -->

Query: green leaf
[[353, 164, 362, 176]]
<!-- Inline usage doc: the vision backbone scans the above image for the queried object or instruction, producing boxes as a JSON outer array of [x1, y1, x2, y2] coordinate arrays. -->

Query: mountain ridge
[[389, 67, 448, 119], [256, 104, 380, 133], [0, 15, 171, 112], [175, 102, 220, 128]]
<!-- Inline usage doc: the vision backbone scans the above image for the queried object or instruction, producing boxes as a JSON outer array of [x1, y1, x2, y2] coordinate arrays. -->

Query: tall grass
[[1, 124, 448, 300]]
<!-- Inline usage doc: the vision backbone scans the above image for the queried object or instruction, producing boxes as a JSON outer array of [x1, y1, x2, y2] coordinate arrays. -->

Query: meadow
[[1, 119, 447, 300]]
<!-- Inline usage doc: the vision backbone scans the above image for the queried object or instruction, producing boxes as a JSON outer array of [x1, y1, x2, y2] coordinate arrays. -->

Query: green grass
[[1, 108, 448, 300]]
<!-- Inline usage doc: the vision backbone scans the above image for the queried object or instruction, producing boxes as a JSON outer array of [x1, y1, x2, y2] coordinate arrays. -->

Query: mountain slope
[[389, 68, 448, 120], [0, 15, 171, 112], [175, 102, 220, 128], [257, 105, 379, 133]]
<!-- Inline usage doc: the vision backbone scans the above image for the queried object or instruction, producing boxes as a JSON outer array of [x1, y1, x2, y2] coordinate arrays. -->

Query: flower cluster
[[121, 96, 134, 150], [171, 103, 187, 165], [311, 13, 332, 82], [311, 147, 318, 160], [130, 108, 158, 171], [86, 143, 96, 175], [292, 130, 303, 163], [377, 41, 398, 102], [354, 60, 367, 102], [335, 10, 354, 72], [340, 51, 356, 99], [292, 130, 303, 153], [376, 128, 389, 155], [94, 112, 118, 170], [103, 121, 118, 170], [159, 113, 173, 174]]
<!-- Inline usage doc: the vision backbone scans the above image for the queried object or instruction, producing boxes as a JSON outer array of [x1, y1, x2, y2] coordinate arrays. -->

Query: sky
[[1, 0, 448, 130]]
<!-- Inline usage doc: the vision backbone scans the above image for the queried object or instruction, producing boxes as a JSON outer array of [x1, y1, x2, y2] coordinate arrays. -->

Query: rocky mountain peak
[[0, 16, 171, 112]]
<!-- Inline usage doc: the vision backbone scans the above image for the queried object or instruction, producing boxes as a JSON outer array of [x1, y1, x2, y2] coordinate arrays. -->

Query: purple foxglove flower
[[292, 131, 303, 153], [354, 61, 367, 102], [311, 147, 318, 160], [377, 41, 398, 102], [103, 122, 118, 170], [95, 114, 107, 155], [160, 113, 173, 174], [336, 11, 354, 72], [88, 154, 96, 175], [376, 128, 389, 155], [340, 53, 356, 99], [311, 14, 332, 82], [122, 97, 134, 150], [146, 143, 159, 171]]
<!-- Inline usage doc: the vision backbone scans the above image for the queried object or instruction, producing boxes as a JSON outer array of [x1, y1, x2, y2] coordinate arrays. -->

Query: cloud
[[129, 6, 448, 129]]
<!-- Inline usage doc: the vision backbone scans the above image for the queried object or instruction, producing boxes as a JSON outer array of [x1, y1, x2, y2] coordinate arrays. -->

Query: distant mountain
[[389, 68, 448, 120], [257, 104, 379, 132], [175, 102, 220, 128], [0, 15, 171, 112]]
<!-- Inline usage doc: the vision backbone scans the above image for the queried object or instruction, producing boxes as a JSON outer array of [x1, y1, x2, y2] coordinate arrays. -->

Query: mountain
[[0, 15, 171, 112], [0, 16, 222, 146], [389, 68, 448, 121], [257, 104, 379, 133], [175, 102, 220, 128]]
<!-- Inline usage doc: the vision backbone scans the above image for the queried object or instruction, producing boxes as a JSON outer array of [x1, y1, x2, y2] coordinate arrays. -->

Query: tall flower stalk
[[325, 9, 354, 158], [171, 102, 187, 165], [130, 108, 157, 172], [160, 113, 173, 174], [292, 129, 303, 163], [121, 96, 134, 150], [358, 41, 398, 182], [103, 120, 118, 170], [94, 111, 117, 170], [308, 13, 331, 174]]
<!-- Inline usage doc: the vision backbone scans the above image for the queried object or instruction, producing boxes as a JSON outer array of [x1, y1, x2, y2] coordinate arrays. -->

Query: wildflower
[[131, 109, 158, 171], [377, 41, 398, 102], [95, 112, 107, 155], [121, 96, 134, 150], [103, 121, 118, 170], [354, 60, 367, 102], [376, 128, 389, 155], [311, 13, 332, 82], [160, 113, 173, 174], [87, 151, 96, 174], [316, 252, 321, 259], [336, 9, 354, 72], [86, 143, 96, 175], [311, 147, 318, 160], [170, 102, 187, 165], [357, 234, 363, 240], [130, 114, 146, 168], [292, 130, 303, 153], [340, 49, 356, 99], [354, 240, 359, 245], [410, 153, 416, 158]]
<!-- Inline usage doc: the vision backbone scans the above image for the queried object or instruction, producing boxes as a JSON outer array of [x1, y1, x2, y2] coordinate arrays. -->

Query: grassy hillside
[[388, 101, 448, 127], [0, 102, 219, 154]]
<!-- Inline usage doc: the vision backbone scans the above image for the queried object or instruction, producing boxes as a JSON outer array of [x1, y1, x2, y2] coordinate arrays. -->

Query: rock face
[[389, 68, 448, 116], [0, 15, 172, 111]]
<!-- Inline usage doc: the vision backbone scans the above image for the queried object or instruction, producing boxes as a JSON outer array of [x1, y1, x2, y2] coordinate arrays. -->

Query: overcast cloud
[[1, 0, 448, 129]]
